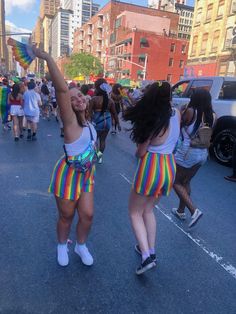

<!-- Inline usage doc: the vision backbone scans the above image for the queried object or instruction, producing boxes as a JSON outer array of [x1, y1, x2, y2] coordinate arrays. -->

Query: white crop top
[[148, 109, 180, 154], [64, 123, 97, 156]]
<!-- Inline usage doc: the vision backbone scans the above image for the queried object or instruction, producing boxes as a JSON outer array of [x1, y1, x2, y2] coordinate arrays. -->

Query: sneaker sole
[[136, 262, 156, 275], [171, 208, 186, 220], [188, 212, 203, 228], [74, 248, 93, 266]]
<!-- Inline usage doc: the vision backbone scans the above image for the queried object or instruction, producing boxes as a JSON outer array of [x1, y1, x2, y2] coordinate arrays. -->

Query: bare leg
[[55, 196, 76, 243], [97, 130, 109, 153], [129, 189, 150, 254], [12, 116, 19, 138], [18, 116, 24, 135], [76, 191, 94, 243], [143, 197, 157, 250]]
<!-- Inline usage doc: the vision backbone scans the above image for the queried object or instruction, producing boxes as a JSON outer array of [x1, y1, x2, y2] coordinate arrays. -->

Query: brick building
[[72, 0, 188, 84]]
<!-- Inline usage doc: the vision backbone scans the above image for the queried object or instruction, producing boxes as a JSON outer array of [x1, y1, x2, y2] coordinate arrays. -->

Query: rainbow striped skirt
[[48, 155, 95, 201], [133, 152, 176, 198]]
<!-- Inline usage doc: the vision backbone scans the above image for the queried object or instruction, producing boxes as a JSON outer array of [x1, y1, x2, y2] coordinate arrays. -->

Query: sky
[[6, 0, 195, 32]]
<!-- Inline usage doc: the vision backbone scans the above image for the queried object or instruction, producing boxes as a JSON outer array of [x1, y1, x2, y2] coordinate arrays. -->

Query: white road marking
[[119, 172, 236, 280]]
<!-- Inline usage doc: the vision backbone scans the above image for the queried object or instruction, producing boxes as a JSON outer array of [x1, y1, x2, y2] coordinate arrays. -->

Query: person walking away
[[23, 81, 42, 141], [172, 89, 216, 228], [89, 79, 121, 164], [8, 83, 24, 141], [224, 142, 236, 182], [123, 82, 180, 275], [111, 84, 123, 134], [33, 46, 97, 268], [41, 79, 50, 120]]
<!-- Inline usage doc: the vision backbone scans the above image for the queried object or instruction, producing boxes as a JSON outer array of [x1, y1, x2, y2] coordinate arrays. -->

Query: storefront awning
[[139, 54, 146, 59]]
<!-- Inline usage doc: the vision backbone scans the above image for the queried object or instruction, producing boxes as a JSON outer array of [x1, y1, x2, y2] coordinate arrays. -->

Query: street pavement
[[0, 117, 236, 314]]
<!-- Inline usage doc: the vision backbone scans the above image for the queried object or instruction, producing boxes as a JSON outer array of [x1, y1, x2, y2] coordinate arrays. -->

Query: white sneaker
[[171, 208, 186, 220], [57, 243, 69, 266], [74, 243, 93, 266], [188, 209, 203, 228], [97, 151, 103, 164]]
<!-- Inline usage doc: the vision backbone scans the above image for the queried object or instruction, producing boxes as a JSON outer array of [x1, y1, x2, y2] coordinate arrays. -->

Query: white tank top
[[148, 109, 180, 154], [64, 123, 97, 156]]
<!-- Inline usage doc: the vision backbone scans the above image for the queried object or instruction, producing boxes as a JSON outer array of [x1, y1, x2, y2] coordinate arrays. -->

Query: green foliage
[[64, 53, 103, 79]]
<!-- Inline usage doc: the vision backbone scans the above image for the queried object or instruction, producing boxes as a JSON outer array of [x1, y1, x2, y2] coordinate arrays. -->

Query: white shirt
[[23, 90, 41, 116]]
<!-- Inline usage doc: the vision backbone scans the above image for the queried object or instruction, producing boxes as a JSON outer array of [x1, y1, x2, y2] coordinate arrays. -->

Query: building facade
[[175, 3, 194, 39], [72, 0, 187, 84], [51, 8, 73, 59], [187, 0, 236, 77], [40, 0, 61, 18], [62, 0, 99, 51], [148, 0, 186, 10]]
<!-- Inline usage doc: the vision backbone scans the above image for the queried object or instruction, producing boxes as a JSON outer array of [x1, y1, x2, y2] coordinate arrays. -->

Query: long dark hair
[[95, 78, 109, 114], [123, 81, 172, 144], [11, 84, 20, 99], [187, 89, 214, 135]]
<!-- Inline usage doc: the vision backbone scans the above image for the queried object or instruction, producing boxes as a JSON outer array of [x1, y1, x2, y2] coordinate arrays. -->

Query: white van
[[172, 76, 236, 166]]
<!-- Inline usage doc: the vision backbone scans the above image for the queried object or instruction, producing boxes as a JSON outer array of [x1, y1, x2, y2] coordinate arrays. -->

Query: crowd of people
[[1, 44, 235, 276]]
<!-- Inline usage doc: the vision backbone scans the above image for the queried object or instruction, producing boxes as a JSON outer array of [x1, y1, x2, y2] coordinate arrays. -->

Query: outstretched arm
[[32, 47, 75, 127]]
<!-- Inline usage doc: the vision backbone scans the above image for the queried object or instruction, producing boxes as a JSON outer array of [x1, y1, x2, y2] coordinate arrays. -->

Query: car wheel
[[212, 129, 236, 166]]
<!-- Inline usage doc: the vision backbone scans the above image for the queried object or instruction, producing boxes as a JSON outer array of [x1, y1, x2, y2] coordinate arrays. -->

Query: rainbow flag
[[119, 87, 132, 108], [7, 38, 35, 70], [0, 87, 8, 122]]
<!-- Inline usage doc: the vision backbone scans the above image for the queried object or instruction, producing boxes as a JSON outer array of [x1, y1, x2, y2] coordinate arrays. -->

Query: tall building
[[40, 0, 61, 18], [51, 8, 73, 59], [187, 0, 236, 77], [62, 0, 99, 50], [148, 0, 186, 10], [175, 3, 194, 39], [0, 0, 8, 73]]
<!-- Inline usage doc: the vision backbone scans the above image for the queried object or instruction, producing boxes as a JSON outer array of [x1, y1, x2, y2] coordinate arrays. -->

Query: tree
[[64, 53, 103, 80]]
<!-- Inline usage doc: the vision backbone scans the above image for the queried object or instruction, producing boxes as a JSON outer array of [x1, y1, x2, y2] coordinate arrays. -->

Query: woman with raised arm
[[123, 82, 180, 275], [33, 47, 97, 267]]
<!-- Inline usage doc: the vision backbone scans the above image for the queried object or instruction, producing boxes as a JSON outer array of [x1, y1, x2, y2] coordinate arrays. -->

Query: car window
[[185, 80, 213, 98], [219, 81, 236, 100], [172, 81, 190, 98]]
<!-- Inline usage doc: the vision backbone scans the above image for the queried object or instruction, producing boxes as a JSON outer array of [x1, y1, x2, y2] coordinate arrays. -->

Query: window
[[195, 8, 202, 25], [115, 18, 121, 29], [206, 3, 213, 22], [224, 27, 233, 49], [219, 81, 236, 100], [227, 61, 236, 76], [211, 30, 220, 52], [179, 60, 184, 68], [191, 35, 198, 54], [169, 58, 174, 66], [167, 74, 172, 83], [170, 43, 175, 52], [181, 44, 186, 53], [218, 62, 227, 76], [186, 80, 213, 98], [172, 81, 190, 98], [217, 0, 225, 17], [201, 33, 208, 53], [230, 1, 236, 13]]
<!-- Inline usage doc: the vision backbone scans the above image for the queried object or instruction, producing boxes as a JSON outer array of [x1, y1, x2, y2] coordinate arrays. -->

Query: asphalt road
[[0, 117, 235, 314]]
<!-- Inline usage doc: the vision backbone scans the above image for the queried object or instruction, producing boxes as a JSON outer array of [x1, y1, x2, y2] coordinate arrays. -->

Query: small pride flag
[[7, 38, 35, 70], [0, 87, 8, 122]]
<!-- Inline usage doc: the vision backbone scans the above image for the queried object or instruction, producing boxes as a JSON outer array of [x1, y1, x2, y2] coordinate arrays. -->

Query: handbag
[[189, 114, 212, 149], [63, 124, 98, 173]]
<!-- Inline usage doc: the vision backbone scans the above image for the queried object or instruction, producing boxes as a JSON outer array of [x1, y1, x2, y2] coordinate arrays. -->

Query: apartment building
[[175, 3, 194, 39], [40, 0, 61, 18], [62, 0, 99, 51], [187, 0, 236, 77], [148, 0, 186, 10]]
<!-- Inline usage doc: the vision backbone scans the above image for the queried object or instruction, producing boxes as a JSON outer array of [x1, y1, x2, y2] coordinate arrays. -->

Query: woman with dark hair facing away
[[8, 83, 24, 141], [89, 78, 120, 164], [111, 83, 123, 134], [172, 89, 216, 228], [123, 82, 180, 275], [32, 46, 97, 267]]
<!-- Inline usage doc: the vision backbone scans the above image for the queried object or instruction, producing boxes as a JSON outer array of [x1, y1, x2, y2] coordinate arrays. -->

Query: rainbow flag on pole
[[0, 87, 8, 122], [7, 38, 35, 70]]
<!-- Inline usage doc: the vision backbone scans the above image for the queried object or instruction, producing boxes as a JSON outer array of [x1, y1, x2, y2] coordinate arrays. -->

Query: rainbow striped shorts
[[133, 152, 176, 198], [48, 155, 95, 201]]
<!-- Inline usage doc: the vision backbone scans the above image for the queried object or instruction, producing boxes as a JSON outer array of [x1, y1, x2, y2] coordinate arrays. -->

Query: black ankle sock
[[32, 132, 36, 137]]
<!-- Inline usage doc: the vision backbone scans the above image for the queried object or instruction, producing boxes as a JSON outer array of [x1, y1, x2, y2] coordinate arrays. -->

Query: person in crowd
[[41, 78, 50, 120], [87, 84, 95, 97], [1, 78, 12, 130], [123, 81, 180, 275], [32, 46, 97, 268], [111, 83, 123, 134], [50, 83, 58, 118], [224, 143, 236, 182], [23, 80, 42, 141], [89, 78, 120, 164], [81, 84, 91, 108], [172, 89, 216, 228], [8, 83, 24, 141]]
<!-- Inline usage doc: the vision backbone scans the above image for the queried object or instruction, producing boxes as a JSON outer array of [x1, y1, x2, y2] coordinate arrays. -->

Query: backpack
[[41, 84, 50, 95], [189, 116, 213, 149]]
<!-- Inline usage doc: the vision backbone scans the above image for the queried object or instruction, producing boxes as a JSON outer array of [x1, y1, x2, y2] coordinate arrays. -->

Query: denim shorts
[[174, 143, 208, 168]]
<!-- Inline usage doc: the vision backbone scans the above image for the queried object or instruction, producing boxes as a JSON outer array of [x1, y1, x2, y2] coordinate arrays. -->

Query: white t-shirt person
[[23, 81, 42, 122]]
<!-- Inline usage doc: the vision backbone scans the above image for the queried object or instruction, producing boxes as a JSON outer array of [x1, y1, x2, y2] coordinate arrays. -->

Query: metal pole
[[143, 53, 148, 80]]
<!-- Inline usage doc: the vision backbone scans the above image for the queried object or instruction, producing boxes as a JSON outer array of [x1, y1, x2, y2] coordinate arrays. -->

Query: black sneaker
[[136, 257, 155, 275], [14, 137, 19, 142], [135, 244, 157, 263], [27, 135, 32, 141]]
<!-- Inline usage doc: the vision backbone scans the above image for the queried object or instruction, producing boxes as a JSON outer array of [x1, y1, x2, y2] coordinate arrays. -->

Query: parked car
[[172, 76, 236, 166]]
